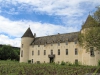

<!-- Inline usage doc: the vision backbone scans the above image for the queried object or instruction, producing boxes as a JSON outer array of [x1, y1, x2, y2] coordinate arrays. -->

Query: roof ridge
[[35, 32, 79, 38]]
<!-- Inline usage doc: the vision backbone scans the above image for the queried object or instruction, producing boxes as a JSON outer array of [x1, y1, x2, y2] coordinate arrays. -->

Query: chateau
[[20, 15, 100, 66]]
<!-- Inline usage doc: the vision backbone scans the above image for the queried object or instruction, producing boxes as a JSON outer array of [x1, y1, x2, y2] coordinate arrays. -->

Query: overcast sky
[[0, 0, 100, 47]]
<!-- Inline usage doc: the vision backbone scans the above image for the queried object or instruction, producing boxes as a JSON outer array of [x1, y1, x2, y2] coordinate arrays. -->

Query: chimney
[[34, 33, 36, 38]]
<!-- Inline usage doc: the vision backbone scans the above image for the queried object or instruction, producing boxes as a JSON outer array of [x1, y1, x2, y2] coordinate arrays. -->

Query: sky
[[0, 0, 100, 47]]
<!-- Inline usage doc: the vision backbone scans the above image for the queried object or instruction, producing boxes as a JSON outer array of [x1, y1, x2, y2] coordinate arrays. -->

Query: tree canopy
[[0, 45, 19, 61], [94, 6, 100, 22], [79, 6, 100, 51]]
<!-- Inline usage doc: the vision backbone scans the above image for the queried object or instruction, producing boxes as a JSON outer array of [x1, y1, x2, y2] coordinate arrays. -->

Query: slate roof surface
[[82, 15, 99, 29], [22, 27, 34, 38], [31, 32, 79, 45]]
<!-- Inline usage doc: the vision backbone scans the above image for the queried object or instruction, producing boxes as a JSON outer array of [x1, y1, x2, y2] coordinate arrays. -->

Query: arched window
[[21, 50, 23, 57]]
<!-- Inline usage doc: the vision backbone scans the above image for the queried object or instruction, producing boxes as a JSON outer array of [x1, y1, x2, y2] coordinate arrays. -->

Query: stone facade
[[20, 15, 100, 66]]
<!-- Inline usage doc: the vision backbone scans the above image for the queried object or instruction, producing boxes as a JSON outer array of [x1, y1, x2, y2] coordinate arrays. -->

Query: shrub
[[28, 60, 31, 63], [37, 61, 40, 64], [61, 61, 66, 65], [98, 60, 100, 66]]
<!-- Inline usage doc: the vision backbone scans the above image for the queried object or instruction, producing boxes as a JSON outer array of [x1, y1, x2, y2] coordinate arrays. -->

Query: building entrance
[[50, 57, 54, 63]]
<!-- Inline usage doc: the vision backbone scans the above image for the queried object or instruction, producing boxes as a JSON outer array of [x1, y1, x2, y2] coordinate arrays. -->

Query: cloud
[[0, 0, 100, 16], [0, 15, 79, 47], [0, 0, 100, 47], [0, 34, 20, 47]]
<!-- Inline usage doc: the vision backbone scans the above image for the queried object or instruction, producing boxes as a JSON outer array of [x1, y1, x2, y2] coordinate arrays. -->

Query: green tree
[[79, 7, 100, 51], [94, 6, 100, 22], [79, 27, 100, 51], [0, 45, 19, 61]]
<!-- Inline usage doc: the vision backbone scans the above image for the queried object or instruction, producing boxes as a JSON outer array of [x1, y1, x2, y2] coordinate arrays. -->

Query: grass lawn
[[0, 60, 99, 75]]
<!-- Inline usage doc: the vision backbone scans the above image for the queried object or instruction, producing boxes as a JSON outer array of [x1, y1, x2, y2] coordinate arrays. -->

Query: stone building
[[20, 15, 100, 66]]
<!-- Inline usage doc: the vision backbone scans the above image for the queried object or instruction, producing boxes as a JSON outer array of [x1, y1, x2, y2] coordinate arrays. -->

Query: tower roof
[[21, 27, 34, 38], [82, 15, 99, 29]]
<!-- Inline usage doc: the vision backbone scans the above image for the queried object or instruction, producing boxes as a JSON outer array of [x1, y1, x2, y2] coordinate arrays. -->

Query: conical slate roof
[[82, 15, 99, 29], [22, 27, 34, 38]]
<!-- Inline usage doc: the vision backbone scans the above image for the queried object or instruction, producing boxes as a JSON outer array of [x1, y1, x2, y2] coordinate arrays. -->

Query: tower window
[[21, 50, 23, 57], [58, 49, 60, 55], [75, 48, 78, 55], [38, 50, 40, 55], [66, 49, 68, 55], [44, 50, 46, 55], [32, 51, 34, 56], [51, 50, 53, 55], [22, 44, 23, 48], [90, 47, 94, 56]]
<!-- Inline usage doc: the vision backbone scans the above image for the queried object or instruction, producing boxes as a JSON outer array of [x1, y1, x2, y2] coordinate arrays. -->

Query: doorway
[[32, 59, 33, 63], [50, 57, 54, 63]]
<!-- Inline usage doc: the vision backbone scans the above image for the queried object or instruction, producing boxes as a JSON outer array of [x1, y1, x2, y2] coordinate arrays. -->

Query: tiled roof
[[22, 27, 34, 38], [31, 32, 79, 45]]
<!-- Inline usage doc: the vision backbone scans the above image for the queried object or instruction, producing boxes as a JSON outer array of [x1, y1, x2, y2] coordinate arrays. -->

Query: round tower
[[20, 27, 34, 63]]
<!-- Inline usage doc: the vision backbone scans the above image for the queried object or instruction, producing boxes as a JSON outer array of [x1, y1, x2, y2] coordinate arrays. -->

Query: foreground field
[[0, 60, 100, 75]]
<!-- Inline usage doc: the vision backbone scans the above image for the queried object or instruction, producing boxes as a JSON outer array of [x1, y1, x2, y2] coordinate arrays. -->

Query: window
[[22, 44, 23, 48], [32, 59, 33, 63], [58, 42, 60, 46], [38, 50, 40, 55], [51, 43, 53, 46], [58, 49, 60, 55], [51, 50, 53, 55], [38, 45, 40, 47], [75, 48, 78, 55], [75, 41, 77, 44], [44, 44, 45, 47], [75, 59, 78, 65], [66, 41, 68, 45], [32, 51, 34, 56], [21, 50, 23, 57], [44, 50, 46, 55], [66, 49, 68, 55], [90, 47, 94, 56]]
